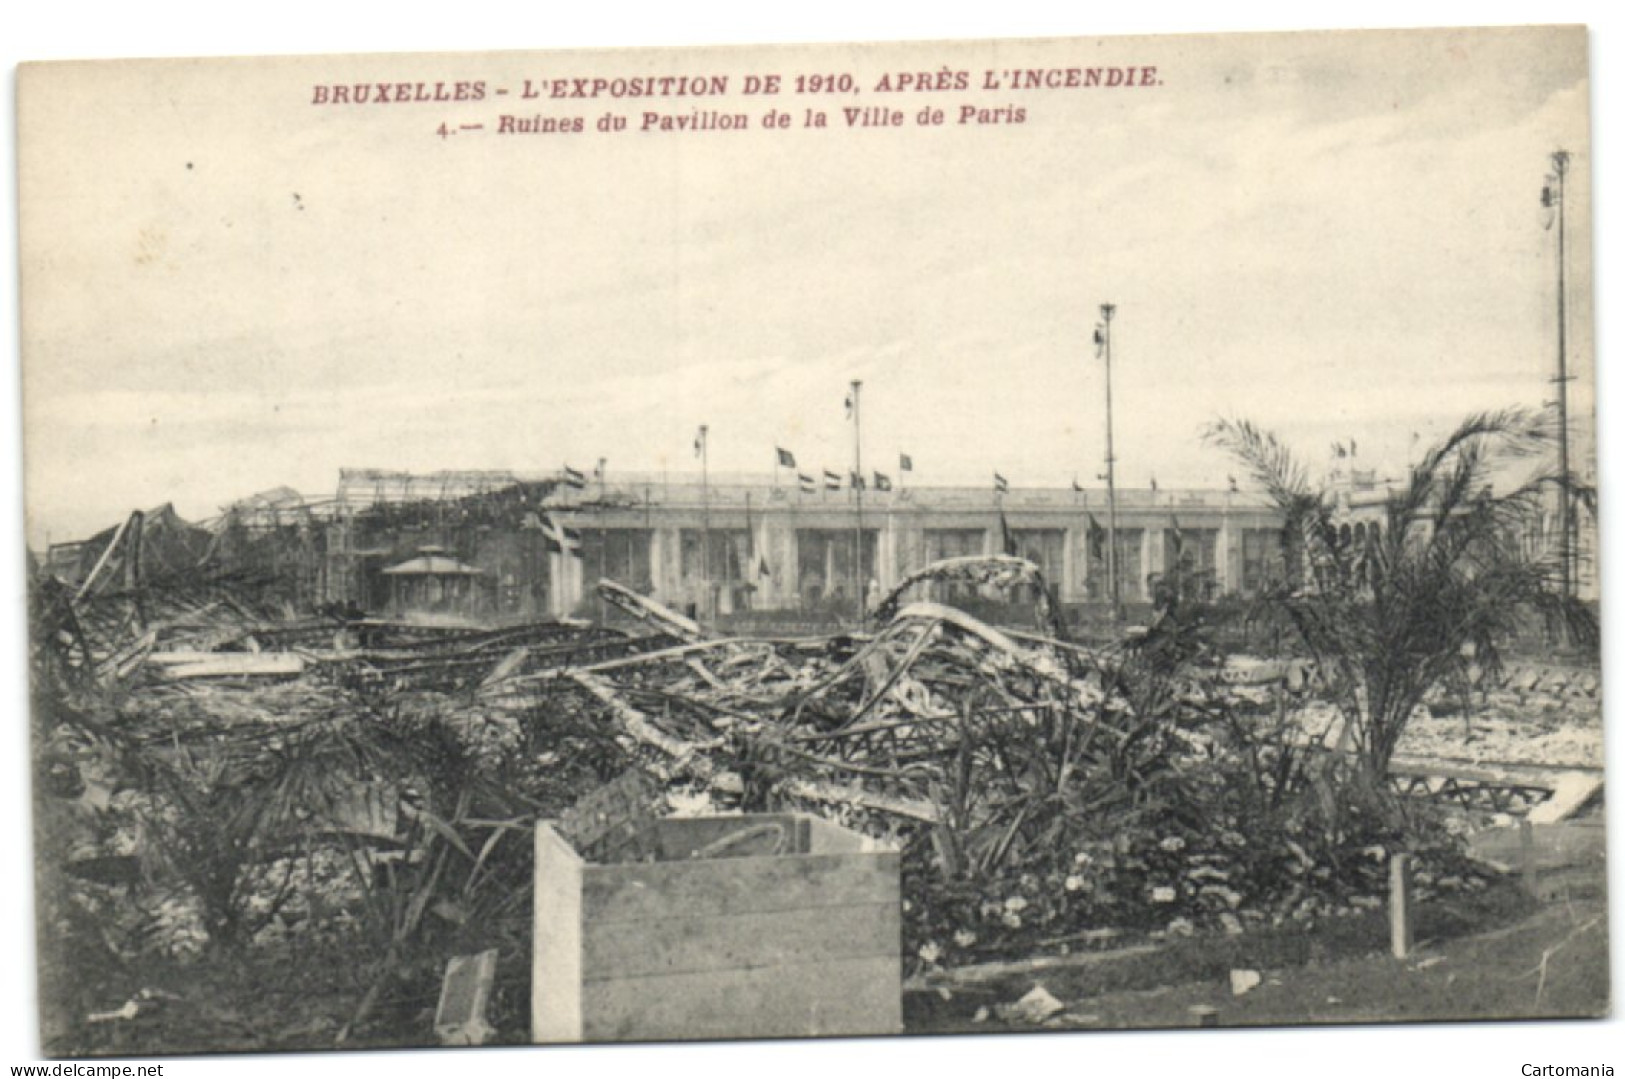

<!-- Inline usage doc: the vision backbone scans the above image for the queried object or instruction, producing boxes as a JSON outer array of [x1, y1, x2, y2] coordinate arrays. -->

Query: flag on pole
[[844, 392, 854, 419], [1542, 160, 1567, 229], [899, 453, 913, 473], [999, 510, 1018, 557], [1072, 476, 1083, 493], [1170, 514, 1185, 556], [563, 465, 587, 490], [1542, 165, 1561, 220], [823, 469, 841, 491], [1149, 476, 1158, 494], [1228, 474, 1239, 492], [1093, 324, 1106, 358], [873, 471, 893, 492], [798, 472, 816, 493], [1087, 514, 1106, 562], [849, 470, 866, 491], [993, 472, 1009, 494], [758, 556, 771, 579], [776, 447, 796, 468], [694, 428, 706, 457]]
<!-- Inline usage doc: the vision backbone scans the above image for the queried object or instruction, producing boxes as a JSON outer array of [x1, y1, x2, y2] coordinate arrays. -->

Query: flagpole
[[1550, 149, 1573, 598], [745, 489, 754, 612], [850, 379, 865, 630], [1101, 303, 1122, 619], [995, 475, 1007, 558], [699, 425, 711, 621]]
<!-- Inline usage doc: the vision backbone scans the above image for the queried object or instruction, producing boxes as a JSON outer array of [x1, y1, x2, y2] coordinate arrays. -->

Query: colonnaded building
[[48, 460, 1594, 626], [316, 468, 1289, 623]]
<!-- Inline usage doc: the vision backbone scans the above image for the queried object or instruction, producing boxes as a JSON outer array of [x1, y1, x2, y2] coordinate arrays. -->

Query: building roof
[[381, 553, 484, 576]]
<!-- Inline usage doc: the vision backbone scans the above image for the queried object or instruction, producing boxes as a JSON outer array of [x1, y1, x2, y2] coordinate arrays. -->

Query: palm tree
[[121, 710, 422, 957], [1205, 409, 1595, 786]]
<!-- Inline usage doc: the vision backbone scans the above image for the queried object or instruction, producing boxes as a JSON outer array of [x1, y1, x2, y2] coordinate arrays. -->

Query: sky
[[15, 25, 1594, 547]]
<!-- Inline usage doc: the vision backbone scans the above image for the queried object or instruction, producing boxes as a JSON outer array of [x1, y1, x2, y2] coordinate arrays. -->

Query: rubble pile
[[336, 620, 674, 693], [31, 547, 1592, 1049], [471, 579, 1494, 972], [1403, 663, 1604, 769]]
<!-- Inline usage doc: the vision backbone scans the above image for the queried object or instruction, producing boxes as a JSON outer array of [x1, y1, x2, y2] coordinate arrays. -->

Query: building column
[[876, 508, 903, 591], [760, 508, 795, 610], [1146, 527, 1165, 593], [1063, 524, 1079, 600], [653, 526, 683, 610]]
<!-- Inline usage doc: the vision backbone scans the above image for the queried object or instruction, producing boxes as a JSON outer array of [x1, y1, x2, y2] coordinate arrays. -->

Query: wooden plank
[[1520, 820, 1539, 894], [582, 852, 899, 924], [435, 949, 498, 1046], [581, 954, 902, 1041], [579, 638, 736, 674], [146, 649, 242, 665], [804, 814, 889, 854], [653, 815, 802, 859], [1526, 772, 1604, 823], [1390, 853, 1414, 960], [582, 902, 898, 982], [532, 825, 585, 1043], [155, 652, 306, 679]]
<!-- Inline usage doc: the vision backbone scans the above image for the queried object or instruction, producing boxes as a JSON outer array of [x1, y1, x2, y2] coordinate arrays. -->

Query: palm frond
[[1202, 418, 1319, 510], [1391, 407, 1548, 527], [1208, 408, 1584, 775]]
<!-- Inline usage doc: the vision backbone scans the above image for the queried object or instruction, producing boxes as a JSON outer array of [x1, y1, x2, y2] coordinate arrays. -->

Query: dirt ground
[[907, 827, 1609, 1035]]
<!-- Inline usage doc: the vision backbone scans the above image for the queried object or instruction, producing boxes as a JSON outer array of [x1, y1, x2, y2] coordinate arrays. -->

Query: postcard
[[16, 24, 1604, 1060]]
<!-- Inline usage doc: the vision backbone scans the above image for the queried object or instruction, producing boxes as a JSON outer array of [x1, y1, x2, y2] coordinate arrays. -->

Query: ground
[[906, 816, 1609, 1035], [34, 587, 1609, 1054]]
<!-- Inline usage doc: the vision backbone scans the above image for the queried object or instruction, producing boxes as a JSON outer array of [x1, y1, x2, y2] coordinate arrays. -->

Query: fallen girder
[[566, 668, 939, 821], [871, 555, 1068, 640], [595, 578, 708, 642], [510, 600, 1130, 827]]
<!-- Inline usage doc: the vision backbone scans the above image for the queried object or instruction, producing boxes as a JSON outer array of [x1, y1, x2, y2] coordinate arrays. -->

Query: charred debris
[[29, 481, 1565, 1051]]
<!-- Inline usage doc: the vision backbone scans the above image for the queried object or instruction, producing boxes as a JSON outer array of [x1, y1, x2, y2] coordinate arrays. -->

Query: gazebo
[[379, 546, 488, 621]]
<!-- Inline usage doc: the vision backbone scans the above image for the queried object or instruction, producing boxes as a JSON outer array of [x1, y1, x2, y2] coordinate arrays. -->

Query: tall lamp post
[[696, 424, 711, 619], [848, 380, 865, 630], [1098, 303, 1122, 618], [1543, 150, 1574, 598]]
